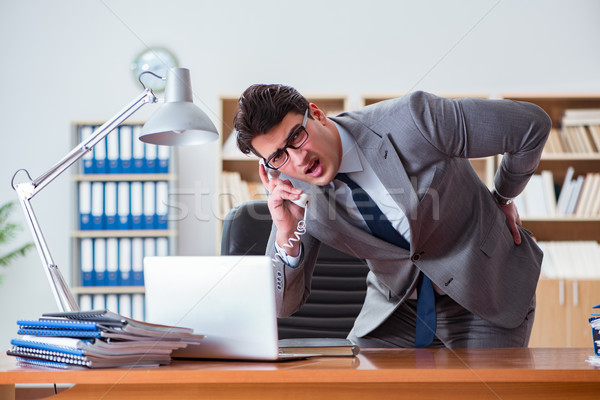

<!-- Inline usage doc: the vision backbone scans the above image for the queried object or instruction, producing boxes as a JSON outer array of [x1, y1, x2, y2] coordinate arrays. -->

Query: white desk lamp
[[11, 67, 218, 312]]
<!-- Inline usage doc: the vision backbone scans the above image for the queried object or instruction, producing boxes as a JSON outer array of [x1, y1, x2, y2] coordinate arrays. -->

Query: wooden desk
[[1, 348, 599, 399]]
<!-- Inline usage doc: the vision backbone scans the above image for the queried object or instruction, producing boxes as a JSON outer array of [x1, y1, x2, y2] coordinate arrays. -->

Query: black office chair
[[221, 200, 369, 339]]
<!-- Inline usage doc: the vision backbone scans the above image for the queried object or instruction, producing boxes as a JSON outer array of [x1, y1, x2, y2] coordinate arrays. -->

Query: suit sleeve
[[266, 222, 322, 317], [408, 91, 552, 199]]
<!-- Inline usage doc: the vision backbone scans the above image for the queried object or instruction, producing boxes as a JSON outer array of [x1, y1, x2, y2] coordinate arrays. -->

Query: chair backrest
[[221, 201, 369, 339]]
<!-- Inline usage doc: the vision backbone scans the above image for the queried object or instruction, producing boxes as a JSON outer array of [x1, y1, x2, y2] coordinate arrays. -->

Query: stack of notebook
[[587, 304, 600, 367], [7, 310, 204, 369]]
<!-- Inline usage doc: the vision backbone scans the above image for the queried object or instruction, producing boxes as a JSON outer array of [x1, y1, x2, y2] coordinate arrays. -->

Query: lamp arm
[[11, 89, 157, 312], [31, 89, 157, 197], [13, 193, 78, 312]]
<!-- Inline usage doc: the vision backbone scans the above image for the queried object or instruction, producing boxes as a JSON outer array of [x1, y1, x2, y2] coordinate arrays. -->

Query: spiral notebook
[[144, 256, 318, 361]]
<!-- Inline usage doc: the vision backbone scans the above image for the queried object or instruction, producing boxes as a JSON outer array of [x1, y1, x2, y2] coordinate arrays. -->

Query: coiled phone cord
[[274, 206, 308, 263]]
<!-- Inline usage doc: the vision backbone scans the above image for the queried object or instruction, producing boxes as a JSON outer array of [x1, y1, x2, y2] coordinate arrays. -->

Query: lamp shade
[[139, 68, 219, 146]]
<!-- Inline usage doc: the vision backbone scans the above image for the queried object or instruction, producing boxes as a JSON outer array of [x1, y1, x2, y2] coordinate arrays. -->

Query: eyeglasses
[[263, 109, 309, 170]]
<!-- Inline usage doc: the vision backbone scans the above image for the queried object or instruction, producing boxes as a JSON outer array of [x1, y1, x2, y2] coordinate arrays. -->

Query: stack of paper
[[278, 338, 360, 357], [586, 305, 600, 367], [7, 310, 204, 369], [538, 241, 600, 280]]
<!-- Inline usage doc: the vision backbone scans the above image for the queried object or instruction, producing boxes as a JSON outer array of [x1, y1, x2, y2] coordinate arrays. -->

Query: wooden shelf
[[541, 153, 600, 160], [71, 230, 177, 238], [72, 173, 176, 182], [523, 218, 600, 241], [72, 286, 145, 295]]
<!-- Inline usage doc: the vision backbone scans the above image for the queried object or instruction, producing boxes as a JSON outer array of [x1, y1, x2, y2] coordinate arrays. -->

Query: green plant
[[0, 201, 34, 284]]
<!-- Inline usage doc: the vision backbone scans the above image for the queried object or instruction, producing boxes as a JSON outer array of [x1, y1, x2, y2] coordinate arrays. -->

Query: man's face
[[251, 105, 341, 186]]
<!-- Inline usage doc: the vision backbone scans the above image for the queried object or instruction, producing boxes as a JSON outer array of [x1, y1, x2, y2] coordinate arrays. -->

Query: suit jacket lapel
[[296, 182, 404, 259]]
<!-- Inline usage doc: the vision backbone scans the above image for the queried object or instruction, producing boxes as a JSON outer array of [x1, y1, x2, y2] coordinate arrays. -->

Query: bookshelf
[[70, 123, 178, 321], [500, 94, 600, 347]]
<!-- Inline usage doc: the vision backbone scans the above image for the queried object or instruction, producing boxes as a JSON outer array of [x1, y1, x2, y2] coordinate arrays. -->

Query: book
[[590, 176, 600, 216], [541, 170, 557, 216], [577, 126, 596, 153], [562, 126, 581, 153], [564, 108, 600, 119], [572, 126, 591, 153], [589, 125, 600, 151], [556, 166, 575, 215], [563, 108, 600, 126], [588, 304, 600, 363], [17, 319, 105, 330], [8, 336, 174, 368], [16, 335, 186, 356], [565, 175, 584, 215], [8, 347, 171, 368], [523, 175, 548, 217], [15, 357, 75, 369], [278, 338, 360, 357], [575, 173, 596, 217], [42, 310, 204, 342], [583, 173, 600, 216], [550, 128, 567, 153], [17, 328, 105, 338]]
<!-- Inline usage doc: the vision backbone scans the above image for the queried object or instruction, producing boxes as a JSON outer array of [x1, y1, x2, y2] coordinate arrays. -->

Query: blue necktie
[[336, 173, 436, 347]]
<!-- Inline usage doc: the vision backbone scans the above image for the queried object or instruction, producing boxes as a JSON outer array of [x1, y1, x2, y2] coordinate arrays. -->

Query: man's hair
[[234, 84, 310, 157]]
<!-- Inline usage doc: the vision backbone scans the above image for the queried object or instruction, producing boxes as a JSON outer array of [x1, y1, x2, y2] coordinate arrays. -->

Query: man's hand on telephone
[[259, 163, 306, 254]]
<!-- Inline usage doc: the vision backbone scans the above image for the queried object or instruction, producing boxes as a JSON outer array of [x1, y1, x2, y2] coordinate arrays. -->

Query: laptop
[[144, 255, 315, 361]]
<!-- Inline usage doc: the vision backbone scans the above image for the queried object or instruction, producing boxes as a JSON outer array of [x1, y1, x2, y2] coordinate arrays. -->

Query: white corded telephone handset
[[260, 161, 311, 261], [265, 167, 311, 208]]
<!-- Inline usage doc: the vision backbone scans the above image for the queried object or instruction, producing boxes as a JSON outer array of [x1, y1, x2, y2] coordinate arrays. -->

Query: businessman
[[234, 84, 551, 348]]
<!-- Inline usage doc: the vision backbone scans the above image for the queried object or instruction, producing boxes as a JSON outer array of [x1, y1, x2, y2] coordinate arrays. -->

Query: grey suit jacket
[[266, 91, 551, 338]]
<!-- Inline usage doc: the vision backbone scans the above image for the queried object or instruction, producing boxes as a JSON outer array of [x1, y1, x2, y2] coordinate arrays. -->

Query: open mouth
[[305, 159, 320, 176]]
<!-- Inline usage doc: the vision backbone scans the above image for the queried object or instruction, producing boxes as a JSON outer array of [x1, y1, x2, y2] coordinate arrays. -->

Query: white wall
[[0, 0, 599, 349]]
